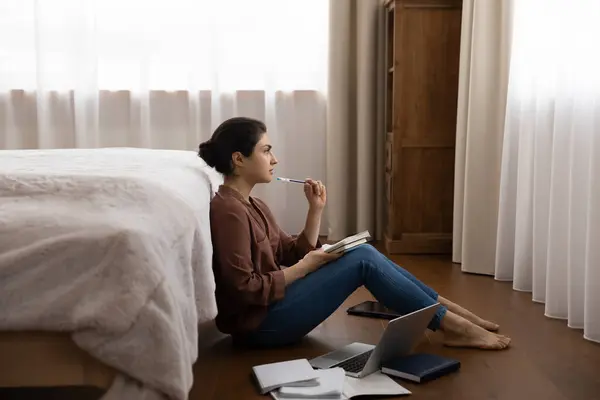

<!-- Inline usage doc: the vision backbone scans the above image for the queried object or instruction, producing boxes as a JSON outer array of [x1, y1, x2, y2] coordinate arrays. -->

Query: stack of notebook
[[321, 230, 372, 254], [252, 359, 319, 395], [252, 359, 410, 399]]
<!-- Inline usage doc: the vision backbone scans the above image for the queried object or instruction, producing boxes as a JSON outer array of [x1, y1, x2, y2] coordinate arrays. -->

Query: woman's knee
[[327, 244, 386, 277], [346, 244, 381, 261], [342, 244, 400, 277], [331, 244, 384, 274]]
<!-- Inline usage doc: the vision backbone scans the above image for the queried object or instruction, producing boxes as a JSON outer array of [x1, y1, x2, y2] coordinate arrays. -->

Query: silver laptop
[[308, 303, 440, 378]]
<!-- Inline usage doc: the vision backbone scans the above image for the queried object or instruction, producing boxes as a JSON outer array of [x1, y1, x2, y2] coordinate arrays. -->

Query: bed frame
[[0, 331, 116, 390], [0, 321, 221, 393]]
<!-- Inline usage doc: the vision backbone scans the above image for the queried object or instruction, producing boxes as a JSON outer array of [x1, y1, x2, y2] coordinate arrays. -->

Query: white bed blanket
[[0, 148, 223, 399]]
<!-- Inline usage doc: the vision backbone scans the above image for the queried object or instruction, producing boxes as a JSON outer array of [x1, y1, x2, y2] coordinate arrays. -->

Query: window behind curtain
[[0, 0, 329, 92], [509, 0, 600, 101]]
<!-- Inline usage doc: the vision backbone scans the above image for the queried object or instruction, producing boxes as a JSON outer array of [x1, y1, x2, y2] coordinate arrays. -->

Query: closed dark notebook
[[381, 353, 460, 383]]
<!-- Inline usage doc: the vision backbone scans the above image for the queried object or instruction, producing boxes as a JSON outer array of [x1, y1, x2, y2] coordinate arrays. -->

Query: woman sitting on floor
[[199, 117, 511, 350]]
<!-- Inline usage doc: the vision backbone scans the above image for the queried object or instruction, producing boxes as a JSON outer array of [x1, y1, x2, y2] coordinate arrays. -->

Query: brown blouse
[[209, 185, 320, 336]]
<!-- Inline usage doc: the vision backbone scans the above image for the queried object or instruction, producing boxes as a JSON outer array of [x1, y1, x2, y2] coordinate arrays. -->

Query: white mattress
[[0, 147, 223, 400]]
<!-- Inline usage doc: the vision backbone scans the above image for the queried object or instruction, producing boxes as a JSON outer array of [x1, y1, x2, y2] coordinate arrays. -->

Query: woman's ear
[[231, 151, 245, 170]]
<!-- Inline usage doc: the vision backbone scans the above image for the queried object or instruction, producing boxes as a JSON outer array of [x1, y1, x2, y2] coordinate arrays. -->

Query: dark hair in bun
[[198, 117, 267, 176], [198, 141, 216, 168]]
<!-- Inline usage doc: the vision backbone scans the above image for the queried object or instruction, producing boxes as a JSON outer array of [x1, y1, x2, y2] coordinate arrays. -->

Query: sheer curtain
[[455, 0, 600, 343], [0, 0, 329, 234], [496, 0, 600, 342]]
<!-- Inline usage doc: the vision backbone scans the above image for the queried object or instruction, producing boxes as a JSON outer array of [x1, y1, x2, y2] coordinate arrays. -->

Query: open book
[[321, 231, 372, 254], [270, 369, 411, 399]]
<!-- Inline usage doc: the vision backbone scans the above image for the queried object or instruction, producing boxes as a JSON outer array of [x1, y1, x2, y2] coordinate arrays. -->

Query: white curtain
[[453, 0, 513, 271], [455, 0, 600, 343], [0, 0, 329, 235]]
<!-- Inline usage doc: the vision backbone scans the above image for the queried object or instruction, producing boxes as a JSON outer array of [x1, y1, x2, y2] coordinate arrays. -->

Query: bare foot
[[473, 318, 500, 332], [443, 324, 510, 350], [440, 311, 510, 350], [438, 296, 500, 331]]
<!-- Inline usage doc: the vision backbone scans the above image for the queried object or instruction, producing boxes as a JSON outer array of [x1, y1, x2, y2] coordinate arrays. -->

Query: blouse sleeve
[[278, 229, 321, 266], [210, 202, 285, 306], [252, 197, 321, 266]]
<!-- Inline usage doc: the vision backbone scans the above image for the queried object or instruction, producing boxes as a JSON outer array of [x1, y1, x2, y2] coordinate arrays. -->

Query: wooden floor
[[2, 250, 599, 399], [192, 251, 600, 400]]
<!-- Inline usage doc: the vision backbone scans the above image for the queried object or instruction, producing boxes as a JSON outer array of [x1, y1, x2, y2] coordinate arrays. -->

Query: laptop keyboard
[[335, 350, 374, 373]]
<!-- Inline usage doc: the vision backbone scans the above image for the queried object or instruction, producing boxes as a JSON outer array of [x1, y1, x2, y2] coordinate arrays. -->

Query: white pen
[[276, 177, 306, 184]]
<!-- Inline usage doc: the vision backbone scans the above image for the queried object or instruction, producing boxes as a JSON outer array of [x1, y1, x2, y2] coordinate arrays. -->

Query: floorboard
[[192, 249, 600, 400]]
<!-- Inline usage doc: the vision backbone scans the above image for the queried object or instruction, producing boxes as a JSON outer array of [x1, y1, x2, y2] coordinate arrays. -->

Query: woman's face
[[237, 133, 278, 184]]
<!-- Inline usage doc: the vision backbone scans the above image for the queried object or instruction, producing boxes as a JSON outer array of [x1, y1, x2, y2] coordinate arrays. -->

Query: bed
[[0, 148, 224, 399]]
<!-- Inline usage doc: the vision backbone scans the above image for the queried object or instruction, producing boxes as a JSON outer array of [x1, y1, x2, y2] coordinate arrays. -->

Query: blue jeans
[[241, 244, 448, 347]]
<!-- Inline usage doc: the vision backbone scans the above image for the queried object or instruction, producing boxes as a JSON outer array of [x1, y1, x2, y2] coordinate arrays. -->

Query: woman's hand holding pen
[[303, 178, 326, 211], [276, 175, 327, 260], [276, 176, 326, 211]]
